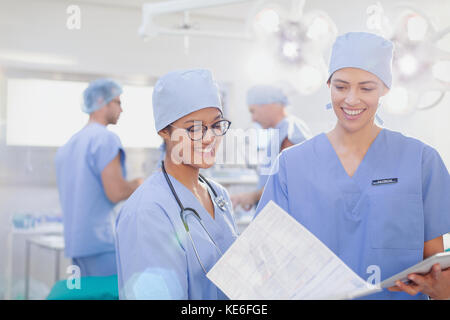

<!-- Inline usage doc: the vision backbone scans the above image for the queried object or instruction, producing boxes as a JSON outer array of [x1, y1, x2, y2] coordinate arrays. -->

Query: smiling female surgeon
[[255, 32, 450, 300], [115, 69, 238, 299]]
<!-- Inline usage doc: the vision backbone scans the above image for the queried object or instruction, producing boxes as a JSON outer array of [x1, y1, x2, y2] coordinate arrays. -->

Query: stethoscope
[[161, 161, 228, 274]]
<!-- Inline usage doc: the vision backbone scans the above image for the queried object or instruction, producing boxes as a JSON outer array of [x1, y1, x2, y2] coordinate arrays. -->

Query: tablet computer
[[380, 252, 450, 288]]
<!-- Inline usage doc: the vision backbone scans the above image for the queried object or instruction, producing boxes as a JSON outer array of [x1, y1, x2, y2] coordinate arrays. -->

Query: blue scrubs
[[156, 142, 166, 169], [115, 170, 238, 299], [258, 115, 311, 189], [55, 122, 126, 276], [72, 252, 117, 277], [256, 128, 450, 299]]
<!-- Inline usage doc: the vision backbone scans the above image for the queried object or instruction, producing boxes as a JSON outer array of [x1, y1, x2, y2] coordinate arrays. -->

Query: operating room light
[[432, 61, 450, 83], [417, 90, 445, 110], [368, 3, 450, 113], [254, 8, 280, 34], [0, 50, 77, 66], [282, 41, 300, 59], [398, 54, 418, 76], [306, 17, 329, 40], [384, 86, 410, 114], [407, 15, 428, 41]]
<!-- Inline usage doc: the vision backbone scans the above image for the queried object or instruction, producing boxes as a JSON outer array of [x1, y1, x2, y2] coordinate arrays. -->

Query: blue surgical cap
[[152, 69, 222, 132], [328, 32, 394, 88], [246, 85, 288, 106], [82, 79, 123, 114]]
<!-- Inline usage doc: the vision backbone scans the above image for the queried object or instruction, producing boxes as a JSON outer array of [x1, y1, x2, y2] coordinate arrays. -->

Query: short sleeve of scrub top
[[90, 130, 126, 178], [257, 153, 290, 212], [55, 124, 127, 258], [422, 145, 450, 242], [116, 199, 188, 300]]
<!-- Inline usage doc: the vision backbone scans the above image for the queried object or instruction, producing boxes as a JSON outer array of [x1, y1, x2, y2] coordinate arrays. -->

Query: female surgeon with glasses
[[115, 69, 238, 299], [255, 32, 450, 300]]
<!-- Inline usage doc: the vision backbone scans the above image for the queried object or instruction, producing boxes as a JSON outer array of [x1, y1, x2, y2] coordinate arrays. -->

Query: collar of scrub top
[[160, 161, 228, 214], [160, 160, 225, 274]]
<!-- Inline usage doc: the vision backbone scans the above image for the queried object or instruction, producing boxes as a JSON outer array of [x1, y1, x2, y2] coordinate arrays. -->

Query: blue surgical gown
[[258, 115, 311, 189], [256, 128, 450, 299], [115, 170, 238, 299], [55, 122, 126, 258]]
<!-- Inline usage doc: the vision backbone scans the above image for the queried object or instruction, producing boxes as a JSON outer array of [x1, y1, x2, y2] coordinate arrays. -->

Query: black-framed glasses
[[170, 119, 232, 141]]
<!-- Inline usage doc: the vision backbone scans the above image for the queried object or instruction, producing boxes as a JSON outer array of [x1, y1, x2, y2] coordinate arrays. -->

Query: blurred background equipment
[[366, 2, 450, 114]]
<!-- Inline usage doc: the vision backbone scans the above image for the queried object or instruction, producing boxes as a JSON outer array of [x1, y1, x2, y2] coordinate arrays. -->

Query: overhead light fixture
[[250, 1, 336, 95], [432, 61, 450, 83], [417, 90, 446, 110], [306, 16, 330, 41], [367, 2, 450, 113], [0, 50, 77, 66], [253, 8, 280, 34], [139, 0, 253, 40], [139, 0, 335, 97], [407, 14, 428, 41], [282, 41, 300, 60], [398, 54, 418, 76]]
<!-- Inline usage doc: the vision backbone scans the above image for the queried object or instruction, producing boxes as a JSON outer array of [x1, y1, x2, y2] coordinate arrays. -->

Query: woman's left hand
[[388, 264, 450, 299]]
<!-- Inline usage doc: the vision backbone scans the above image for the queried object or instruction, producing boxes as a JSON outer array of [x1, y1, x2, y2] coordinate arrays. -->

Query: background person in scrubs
[[115, 69, 238, 299], [55, 79, 143, 277], [231, 85, 311, 211], [256, 32, 450, 299]]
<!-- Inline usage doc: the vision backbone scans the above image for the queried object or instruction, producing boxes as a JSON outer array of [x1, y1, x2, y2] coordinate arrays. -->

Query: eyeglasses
[[170, 119, 231, 141]]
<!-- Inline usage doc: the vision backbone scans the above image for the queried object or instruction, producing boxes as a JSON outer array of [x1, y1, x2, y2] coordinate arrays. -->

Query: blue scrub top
[[256, 128, 450, 300], [258, 115, 311, 189], [55, 122, 126, 258], [156, 142, 166, 169], [115, 170, 238, 300]]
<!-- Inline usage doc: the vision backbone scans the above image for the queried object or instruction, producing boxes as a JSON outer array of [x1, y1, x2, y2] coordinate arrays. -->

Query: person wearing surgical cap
[[55, 79, 143, 277], [255, 32, 450, 299], [115, 69, 238, 299], [230, 84, 311, 211]]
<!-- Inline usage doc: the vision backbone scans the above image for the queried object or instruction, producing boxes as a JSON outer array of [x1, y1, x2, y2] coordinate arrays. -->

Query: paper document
[[207, 201, 381, 300]]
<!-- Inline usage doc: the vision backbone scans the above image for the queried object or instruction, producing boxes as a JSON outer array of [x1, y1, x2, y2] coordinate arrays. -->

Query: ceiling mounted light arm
[[146, 27, 254, 39], [139, 0, 254, 39], [417, 91, 446, 111], [431, 26, 450, 43]]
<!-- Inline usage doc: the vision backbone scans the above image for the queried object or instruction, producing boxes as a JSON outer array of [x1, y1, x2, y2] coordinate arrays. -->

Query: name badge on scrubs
[[372, 178, 398, 186]]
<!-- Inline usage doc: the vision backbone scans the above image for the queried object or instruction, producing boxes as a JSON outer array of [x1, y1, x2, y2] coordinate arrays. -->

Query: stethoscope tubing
[[161, 161, 223, 273]]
